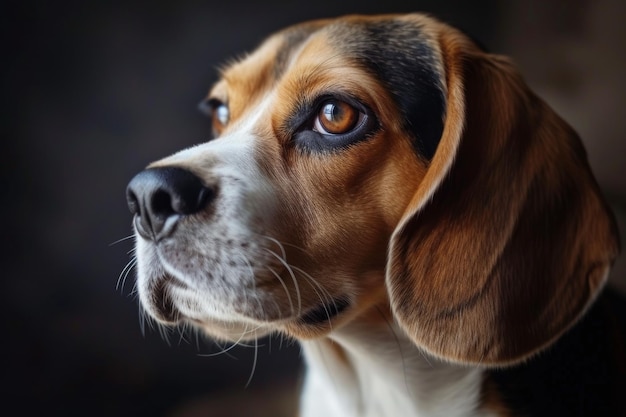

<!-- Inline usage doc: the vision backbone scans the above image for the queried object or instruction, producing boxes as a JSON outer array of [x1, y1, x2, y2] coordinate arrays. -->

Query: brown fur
[[388, 27, 620, 364], [201, 13, 620, 361], [131, 13, 622, 415]]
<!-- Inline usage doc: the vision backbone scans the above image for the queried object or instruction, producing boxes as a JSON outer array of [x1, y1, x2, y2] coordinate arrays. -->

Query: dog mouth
[[145, 275, 184, 324], [142, 263, 352, 328], [298, 297, 351, 325]]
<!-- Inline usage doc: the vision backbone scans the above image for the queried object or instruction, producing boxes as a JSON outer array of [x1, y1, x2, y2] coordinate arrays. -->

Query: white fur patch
[[300, 321, 494, 417], [133, 94, 287, 339]]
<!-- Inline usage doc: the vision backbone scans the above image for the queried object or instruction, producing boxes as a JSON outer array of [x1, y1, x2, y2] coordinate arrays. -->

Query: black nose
[[126, 167, 213, 241]]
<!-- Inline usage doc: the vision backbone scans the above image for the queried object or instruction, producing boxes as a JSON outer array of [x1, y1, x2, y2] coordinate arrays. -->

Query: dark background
[[4, 0, 625, 416]]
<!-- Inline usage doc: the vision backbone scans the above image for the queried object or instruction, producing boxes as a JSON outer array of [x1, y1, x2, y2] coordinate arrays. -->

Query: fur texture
[[126, 13, 623, 416]]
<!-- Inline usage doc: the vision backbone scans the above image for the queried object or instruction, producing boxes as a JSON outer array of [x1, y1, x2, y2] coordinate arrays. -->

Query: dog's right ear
[[386, 25, 620, 366]]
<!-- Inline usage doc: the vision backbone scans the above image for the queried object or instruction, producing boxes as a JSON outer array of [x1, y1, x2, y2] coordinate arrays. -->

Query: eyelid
[[198, 97, 226, 117]]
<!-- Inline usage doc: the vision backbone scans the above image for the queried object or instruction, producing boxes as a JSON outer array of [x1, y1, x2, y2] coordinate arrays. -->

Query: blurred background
[[4, 0, 625, 415]]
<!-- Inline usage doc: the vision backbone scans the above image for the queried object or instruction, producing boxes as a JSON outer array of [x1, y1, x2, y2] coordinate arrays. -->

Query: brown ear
[[386, 30, 620, 365]]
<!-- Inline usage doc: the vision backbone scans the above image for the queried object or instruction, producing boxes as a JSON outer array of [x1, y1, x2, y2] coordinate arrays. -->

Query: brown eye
[[314, 100, 360, 135]]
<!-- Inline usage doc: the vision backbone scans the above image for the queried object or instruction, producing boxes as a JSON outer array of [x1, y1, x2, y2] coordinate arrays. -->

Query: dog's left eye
[[313, 100, 362, 135], [214, 103, 229, 126], [292, 96, 377, 153], [199, 98, 230, 136], [209, 101, 230, 131]]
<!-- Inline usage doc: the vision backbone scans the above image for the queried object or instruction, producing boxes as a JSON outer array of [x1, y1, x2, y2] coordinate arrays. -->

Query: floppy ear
[[386, 28, 620, 366]]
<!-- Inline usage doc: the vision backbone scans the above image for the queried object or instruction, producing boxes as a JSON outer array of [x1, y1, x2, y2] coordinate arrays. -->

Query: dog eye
[[209, 102, 230, 136], [199, 98, 230, 133], [215, 103, 229, 125], [313, 100, 361, 135]]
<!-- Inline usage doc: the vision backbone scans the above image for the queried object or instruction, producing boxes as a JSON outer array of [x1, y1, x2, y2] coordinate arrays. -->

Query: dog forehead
[[222, 14, 443, 90], [218, 15, 446, 161], [323, 16, 446, 160]]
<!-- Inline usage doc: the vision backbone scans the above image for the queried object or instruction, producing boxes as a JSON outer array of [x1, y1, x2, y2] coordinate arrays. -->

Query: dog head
[[126, 14, 619, 365]]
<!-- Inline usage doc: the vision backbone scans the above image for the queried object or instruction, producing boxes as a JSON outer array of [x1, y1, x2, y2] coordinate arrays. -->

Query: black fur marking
[[332, 19, 446, 161], [488, 289, 626, 416]]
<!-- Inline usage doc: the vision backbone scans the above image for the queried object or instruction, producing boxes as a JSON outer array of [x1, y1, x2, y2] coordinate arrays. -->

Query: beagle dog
[[126, 13, 625, 416]]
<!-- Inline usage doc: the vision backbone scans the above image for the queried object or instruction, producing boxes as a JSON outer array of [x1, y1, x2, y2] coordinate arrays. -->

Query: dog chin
[[182, 297, 353, 342], [193, 319, 276, 342]]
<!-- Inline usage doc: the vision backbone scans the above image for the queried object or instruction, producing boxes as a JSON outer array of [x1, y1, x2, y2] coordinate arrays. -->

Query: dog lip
[[148, 275, 185, 324], [133, 215, 153, 240], [298, 297, 351, 325], [133, 214, 179, 243]]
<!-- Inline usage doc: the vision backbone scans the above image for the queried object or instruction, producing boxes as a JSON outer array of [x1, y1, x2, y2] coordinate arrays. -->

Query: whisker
[[194, 326, 202, 351], [238, 324, 266, 338], [211, 339, 239, 360], [264, 235, 287, 259], [245, 331, 259, 388], [271, 240, 311, 257], [158, 322, 172, 346], [291, 265, 337, 328], [198, 324, 264, 357], [261, 236, 335, 320], [177, 322, 191, 346], [138, 303, 147, 336], [238, 254, 257, 291], [116, 257, 137, 293], [263, 239, 303, 315], [109, 234, 135, 247], [267, 265, 295, 316], [128, 280, 139, 296], [199, 342, 248, 357]]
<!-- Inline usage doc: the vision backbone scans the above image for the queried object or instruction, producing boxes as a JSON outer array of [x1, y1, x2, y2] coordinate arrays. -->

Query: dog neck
[[298, 306, 490, 417]]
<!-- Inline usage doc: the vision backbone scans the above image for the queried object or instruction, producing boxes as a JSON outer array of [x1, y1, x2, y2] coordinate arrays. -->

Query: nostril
[[151, 189, 175, 218], [166, 175, 213, 215], [126, 167, 214, 240]]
